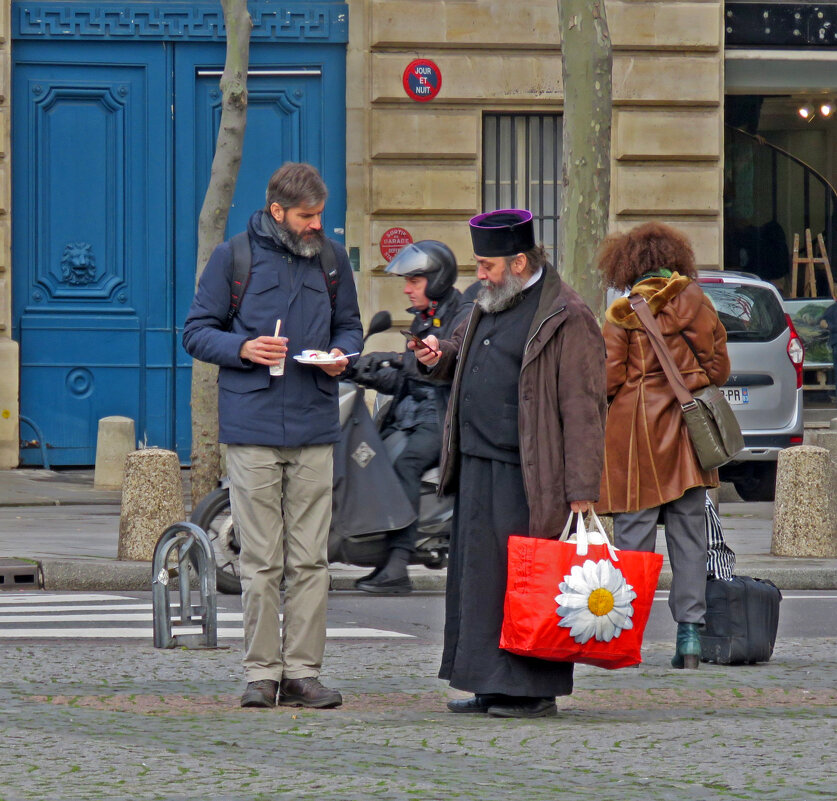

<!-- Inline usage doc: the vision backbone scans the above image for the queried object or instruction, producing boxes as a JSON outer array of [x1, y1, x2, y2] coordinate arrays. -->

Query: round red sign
[[402, 59, 442, 102], [380, 228, 413, 262]]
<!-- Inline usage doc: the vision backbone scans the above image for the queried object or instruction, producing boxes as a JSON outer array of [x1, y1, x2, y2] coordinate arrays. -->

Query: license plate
[[721, 387, 749, 405]]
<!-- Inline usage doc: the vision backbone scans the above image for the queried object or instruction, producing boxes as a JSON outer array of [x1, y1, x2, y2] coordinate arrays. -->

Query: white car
[[697, 271, 805, 501]]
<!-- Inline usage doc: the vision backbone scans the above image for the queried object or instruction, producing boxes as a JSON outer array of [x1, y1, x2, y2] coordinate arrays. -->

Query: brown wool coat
[[595, 274, 731, 514], [434, 266, 608, 538]]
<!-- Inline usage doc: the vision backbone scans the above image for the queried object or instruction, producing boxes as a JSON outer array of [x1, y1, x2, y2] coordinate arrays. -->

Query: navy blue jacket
[[182, 211, 363, 447]]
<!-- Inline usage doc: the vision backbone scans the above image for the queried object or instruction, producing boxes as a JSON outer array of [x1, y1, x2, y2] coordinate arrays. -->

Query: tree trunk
[[557, 0, 612, 318], [190, 0, 252, 508]]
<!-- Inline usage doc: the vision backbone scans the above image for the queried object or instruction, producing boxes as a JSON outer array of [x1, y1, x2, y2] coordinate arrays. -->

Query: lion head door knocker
[[60, 242, 97, 285]]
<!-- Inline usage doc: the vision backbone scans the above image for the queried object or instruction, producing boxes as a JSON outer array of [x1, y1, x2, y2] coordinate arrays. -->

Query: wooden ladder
[[790, 229, 837, 300]]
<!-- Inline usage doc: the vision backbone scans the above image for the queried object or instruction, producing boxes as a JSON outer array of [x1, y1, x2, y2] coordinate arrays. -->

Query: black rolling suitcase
[[700, 576, 782, 664]]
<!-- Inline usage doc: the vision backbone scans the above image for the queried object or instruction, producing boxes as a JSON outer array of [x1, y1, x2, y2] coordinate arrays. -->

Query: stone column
[[118, 449, 186, 561], [772, 446, 837, 558]]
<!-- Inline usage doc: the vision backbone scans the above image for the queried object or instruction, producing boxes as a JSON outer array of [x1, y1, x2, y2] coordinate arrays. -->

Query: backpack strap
[[318, 239, 339, 315], [225, 232, 338, 328], [225, 231, 252, 329]]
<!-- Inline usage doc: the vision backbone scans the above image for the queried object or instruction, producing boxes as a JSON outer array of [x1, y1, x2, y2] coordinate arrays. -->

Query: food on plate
[[300, 349, 333, 361]]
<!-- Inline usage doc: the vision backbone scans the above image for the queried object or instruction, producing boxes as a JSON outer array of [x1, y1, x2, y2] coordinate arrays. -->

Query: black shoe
[[486, 697, 557, 719], [354, 565, 384, 588], [355, 564, 412, 595], [240, 680, 278, 708], [446, 694, 507, 714], [279, 677, 343, 709]]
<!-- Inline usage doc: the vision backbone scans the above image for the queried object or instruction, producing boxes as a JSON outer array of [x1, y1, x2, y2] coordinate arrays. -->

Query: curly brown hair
[[596, 221, 697, 290]]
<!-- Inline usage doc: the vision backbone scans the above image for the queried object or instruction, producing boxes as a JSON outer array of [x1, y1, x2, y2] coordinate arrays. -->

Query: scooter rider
[[351, 240, 471, 593]]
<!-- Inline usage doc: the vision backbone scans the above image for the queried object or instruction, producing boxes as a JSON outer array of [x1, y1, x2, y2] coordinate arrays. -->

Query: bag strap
[[628, 294, 695, 408], [558, 510, 619, 562], [225, 231, 252, 329], [225, 233, 339, 329], [318, 239, 339, 315]]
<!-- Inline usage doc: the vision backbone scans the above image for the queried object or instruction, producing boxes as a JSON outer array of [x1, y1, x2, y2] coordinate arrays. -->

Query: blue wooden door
[[12, 36, 346, 465], [12, 42, 171, 465]]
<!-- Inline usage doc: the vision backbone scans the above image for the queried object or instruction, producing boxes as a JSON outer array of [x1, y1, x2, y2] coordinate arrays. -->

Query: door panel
[[12, 43, 170, 464]]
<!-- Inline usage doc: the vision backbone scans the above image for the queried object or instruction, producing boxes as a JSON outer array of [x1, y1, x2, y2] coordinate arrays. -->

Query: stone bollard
[[118, 449, 186, 561], [772, 445, 837, 558], [808, 418, 837, 464], [94, 416, 136, 490]]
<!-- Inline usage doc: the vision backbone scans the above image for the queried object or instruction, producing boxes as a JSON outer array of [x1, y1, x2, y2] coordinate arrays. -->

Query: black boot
[[356, 548, 412, 594]]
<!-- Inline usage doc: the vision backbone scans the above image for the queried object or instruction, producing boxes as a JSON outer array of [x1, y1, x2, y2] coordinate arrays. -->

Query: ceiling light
[[820, 102, 834, 117], [798, 105, 812, 120]]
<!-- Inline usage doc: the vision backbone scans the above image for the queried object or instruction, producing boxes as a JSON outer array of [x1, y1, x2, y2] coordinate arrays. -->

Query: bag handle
[[628, 294, 695, 409], [558, 510, 619, 562]]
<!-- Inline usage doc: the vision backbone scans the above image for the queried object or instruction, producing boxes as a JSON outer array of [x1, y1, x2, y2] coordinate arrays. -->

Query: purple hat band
[[469, 208, 536, 257], [469, 209, 533, 228]]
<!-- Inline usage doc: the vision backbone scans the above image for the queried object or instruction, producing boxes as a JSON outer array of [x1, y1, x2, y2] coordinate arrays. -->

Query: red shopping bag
[[500, 511, 663, 669]]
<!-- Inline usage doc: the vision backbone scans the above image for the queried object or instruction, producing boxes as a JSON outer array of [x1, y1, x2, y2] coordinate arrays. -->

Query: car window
[[699, 283, 787, 342]]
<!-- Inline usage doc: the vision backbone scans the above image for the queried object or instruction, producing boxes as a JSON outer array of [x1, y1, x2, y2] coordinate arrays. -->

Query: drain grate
[[0, 559, 42, 589]]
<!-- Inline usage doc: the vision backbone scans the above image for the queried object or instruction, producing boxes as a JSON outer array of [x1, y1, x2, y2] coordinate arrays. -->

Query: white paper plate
[[293, 354, 343, 365]]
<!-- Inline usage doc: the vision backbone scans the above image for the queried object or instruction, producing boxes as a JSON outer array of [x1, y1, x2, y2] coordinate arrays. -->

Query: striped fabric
[[705, 493, 735, 580]]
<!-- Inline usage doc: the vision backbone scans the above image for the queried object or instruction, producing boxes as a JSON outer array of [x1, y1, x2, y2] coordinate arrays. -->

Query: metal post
[[152, 522, 218, 649]]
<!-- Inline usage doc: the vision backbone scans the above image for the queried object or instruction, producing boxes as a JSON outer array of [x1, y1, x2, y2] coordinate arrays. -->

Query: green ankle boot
[[671, 622, 701, 669]]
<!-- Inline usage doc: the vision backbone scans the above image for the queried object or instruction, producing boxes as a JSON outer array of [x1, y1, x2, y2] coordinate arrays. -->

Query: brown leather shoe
[[279, 677, 343, 709], [240, 680, 278, 708]]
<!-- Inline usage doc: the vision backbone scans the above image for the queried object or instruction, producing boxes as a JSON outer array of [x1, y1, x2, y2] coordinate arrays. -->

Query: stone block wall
[[347, 0, 725, 325], [0, 0, 16, 469]]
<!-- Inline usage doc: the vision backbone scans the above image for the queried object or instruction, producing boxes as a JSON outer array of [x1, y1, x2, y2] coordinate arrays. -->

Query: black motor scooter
[[189, 311, 453, 593]]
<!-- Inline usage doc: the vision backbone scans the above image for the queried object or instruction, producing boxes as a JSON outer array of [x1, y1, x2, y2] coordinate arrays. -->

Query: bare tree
[[190, 0, 252, 507], [557, 0, 612, 317]]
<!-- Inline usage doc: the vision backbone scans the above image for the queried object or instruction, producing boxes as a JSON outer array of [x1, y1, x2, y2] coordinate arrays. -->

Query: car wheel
[[733, 463, 777, 503]]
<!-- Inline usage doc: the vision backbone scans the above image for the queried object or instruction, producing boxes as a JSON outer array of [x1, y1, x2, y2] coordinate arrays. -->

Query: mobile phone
[[400, 329, 439, 356]]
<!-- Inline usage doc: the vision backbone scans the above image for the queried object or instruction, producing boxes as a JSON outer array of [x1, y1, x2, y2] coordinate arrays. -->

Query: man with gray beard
[[184, 163, 362, 709], [414, 209, 607, 718]]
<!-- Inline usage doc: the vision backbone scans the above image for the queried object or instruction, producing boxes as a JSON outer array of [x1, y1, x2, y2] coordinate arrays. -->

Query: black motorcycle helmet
[[384, 240, 457, 301]]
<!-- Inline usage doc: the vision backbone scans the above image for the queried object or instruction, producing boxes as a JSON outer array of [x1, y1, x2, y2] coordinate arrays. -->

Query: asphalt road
[[2, 590, 837, 642]]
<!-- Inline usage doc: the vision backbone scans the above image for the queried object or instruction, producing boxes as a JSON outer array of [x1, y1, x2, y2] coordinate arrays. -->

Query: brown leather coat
[[595, 274, 731, 514], [434, 266, 607, 538]]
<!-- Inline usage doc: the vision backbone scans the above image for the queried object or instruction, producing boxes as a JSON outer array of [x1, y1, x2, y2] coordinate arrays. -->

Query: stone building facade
[[348, 0, 724, 320]]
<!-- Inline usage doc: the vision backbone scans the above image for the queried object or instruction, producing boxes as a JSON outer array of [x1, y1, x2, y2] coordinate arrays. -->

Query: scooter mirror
[[364, 310, 392, 341]]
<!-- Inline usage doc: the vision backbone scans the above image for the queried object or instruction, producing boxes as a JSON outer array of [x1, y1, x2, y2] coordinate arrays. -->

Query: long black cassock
[[439, 271, 574, 698]]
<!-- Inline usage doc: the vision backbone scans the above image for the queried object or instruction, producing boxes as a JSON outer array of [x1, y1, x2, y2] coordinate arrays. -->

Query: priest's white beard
[[476, 267, 527, 313]]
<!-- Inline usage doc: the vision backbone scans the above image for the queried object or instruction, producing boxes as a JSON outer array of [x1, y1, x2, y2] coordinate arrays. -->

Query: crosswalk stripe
[[0, 594, 135, 604], [0, 627, 410, 639], [0, 604, 154, 613], [0, 612, 245, 623], [0, 593, 413, 640]]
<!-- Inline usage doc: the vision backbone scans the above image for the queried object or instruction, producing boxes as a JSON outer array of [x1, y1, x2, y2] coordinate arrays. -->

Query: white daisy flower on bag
[[555, 559, 637, 644]]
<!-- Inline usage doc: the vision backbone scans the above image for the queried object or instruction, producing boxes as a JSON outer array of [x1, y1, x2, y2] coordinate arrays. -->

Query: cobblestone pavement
[[1, 637, 836, 801]]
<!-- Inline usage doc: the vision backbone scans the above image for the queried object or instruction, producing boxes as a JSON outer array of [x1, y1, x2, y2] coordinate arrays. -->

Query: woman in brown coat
[[595, 222, 731, 670]]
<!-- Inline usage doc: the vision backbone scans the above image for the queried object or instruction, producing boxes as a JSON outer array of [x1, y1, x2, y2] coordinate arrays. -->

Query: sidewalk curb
[[30, 559, 837, 593]]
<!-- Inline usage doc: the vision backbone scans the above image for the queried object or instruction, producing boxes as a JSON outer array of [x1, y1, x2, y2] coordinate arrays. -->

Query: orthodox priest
[[413, 209, 607, 718]]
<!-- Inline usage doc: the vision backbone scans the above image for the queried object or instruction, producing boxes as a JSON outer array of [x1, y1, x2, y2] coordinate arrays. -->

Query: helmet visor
[[384, 244, 438, 277]]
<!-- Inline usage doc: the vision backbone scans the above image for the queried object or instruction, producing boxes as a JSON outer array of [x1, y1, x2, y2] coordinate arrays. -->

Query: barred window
[[482, 113, 563, 266]]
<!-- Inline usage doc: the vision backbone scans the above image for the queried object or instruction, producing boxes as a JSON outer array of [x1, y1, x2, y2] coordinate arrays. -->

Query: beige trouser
[[226, 443, 333, 683]]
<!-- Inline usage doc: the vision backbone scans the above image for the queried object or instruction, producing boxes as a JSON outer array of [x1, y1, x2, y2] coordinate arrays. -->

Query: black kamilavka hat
[[469, 209, 536, 257]]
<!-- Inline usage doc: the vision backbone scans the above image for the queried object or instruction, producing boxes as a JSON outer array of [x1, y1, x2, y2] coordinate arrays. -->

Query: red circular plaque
[[380, 228, 413, 262], [402, 59, 442, 102]]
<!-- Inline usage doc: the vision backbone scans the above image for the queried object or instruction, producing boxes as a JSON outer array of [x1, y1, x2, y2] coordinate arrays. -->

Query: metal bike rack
[[151, 522, 218, 649]]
